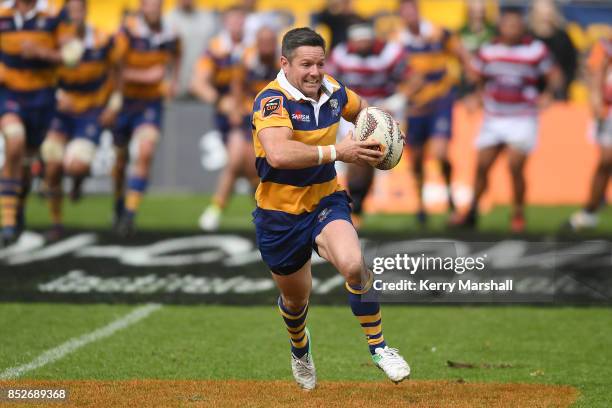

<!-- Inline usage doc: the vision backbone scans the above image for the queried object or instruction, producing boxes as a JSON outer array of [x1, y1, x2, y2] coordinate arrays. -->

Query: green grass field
[[23, 193, 612, 234], [2, 193, 611, 407], [1, 304, 611, 406]]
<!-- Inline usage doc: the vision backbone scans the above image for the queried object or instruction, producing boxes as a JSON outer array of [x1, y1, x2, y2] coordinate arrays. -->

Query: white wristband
[[330, 145, 337, 162], [317, 145, 323, 165]]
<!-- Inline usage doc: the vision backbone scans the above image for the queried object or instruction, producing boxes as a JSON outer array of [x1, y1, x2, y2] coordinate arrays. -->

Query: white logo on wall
[[199, 130, 227, 171], [90, 131, 115, 177]]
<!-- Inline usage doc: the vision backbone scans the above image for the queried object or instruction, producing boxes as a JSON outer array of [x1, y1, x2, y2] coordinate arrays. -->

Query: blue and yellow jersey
[[252, 71, 361, 215], [397, 21, 460, 108], [195, 32, 243, 96], [56, 25, 120, 114], [0, 1, 61, 106], [115, 14, 180, 101]]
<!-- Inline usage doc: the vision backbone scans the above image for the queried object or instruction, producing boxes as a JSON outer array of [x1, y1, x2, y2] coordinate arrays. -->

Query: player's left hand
[[20, 41, 43, 59]]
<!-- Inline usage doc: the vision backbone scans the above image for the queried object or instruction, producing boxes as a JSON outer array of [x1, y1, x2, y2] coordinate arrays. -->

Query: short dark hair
[[500, 6, 525, 18], [281, 27, 326, 60]]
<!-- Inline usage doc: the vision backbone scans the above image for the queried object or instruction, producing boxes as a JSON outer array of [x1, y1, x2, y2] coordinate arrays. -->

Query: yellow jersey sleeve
[[253, 91, 293, 135], [341, 86, 362, 121]]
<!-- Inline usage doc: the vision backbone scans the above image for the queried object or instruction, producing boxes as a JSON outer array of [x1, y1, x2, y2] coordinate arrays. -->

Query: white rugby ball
[[354, 107, 404, 170]]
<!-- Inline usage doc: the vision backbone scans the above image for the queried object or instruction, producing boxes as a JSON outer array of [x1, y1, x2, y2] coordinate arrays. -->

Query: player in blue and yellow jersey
[[397, 0, 468, 226], [252, 28, 410, 390], [111, 0, 181, 237], [197, 24, 278, 231], [41, 0, 122, 240], [192, 6, 247, 231], [0, 0, 68, 246]]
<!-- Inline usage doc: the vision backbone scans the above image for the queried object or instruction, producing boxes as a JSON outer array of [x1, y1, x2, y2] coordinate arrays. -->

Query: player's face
[[224, 10, 245, 41], [399, 1, 419, 26], [499, 13, 525, 44], [281, 46, 326, 100], [141, 0, 162, 24], [66, 0, 86, 25], [351, 38, 374, 56], [256, 29, 277, 60]]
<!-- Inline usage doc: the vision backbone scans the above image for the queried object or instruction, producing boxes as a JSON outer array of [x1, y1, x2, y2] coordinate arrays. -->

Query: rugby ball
[[354, 107, 404, 170]]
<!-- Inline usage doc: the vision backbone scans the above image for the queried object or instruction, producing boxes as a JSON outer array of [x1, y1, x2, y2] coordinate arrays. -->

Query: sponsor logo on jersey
[[261, 96, 283, 118]]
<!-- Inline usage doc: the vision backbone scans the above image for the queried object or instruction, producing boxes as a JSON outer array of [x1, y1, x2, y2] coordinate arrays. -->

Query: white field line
[[0, 303, 162, 380]]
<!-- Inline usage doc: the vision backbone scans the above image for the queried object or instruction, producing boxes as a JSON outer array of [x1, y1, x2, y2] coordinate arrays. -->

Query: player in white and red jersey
[[328, 22, 404, 228], [450, 7, 560, 232], [568, 35, 612, 230]]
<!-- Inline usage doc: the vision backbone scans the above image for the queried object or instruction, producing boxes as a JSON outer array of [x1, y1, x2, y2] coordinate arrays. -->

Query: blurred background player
[[457, 0, 496, 104], [198, 26, 279, 231], [0, 0, 66, 246], [112, 0, 181, 237], [528, 0, 577, 101], [41, 0, 121, 241], [397, 0, 467, 227], [568, 35, 612, 230], [328, 22, 404, 228], [193, 6, 249, 231], [450, 7, 561, 232]]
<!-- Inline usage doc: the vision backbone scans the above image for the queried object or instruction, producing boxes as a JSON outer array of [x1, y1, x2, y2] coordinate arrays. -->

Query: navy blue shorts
[[1, 97, 54, 149], [253, 191, 353, 275], [49, 109, 104, 145], [406, 93, 454, 147], [215, 112, 252, 143], [113, 99, 163, 147]]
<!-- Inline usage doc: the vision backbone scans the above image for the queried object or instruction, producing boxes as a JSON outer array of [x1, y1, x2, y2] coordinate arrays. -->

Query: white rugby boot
[[372, 346, 411, 383], [198, 204, 221, 231], [290, 328, 316, 390], [568, 210, 598, 231]]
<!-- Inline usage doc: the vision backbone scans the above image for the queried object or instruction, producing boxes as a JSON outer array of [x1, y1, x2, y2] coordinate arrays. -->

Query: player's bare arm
[[122, 64, 166, 85], [190, 64, 219, 104], [258, 126, 383, 170]]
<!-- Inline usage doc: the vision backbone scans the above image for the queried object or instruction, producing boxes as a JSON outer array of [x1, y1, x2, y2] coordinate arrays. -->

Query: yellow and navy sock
[[346, 270, 386, 355], [278, 297, 309, 358], [1, 178, 20, 237], [125, 176, 148, 219]]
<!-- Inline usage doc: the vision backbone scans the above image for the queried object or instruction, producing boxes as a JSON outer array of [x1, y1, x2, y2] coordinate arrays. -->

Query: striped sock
[[278, 297, 309, 358], [125, 176, 148, 219], [346, 271, 386, 355], [1, 178, 20, 237]]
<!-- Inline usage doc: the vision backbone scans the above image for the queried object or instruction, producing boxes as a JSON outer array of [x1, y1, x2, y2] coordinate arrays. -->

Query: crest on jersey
[[318, 208, 332, 223], [329, 98, 340, 117], [260, 96, 283, 118]]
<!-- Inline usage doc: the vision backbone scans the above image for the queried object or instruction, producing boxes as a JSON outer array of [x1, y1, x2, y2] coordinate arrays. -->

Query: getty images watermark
[[360, 241, 560, 303], [371, 253, 513, 293]]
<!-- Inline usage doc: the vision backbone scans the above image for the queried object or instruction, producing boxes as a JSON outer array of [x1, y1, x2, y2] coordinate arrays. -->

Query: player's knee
[[2, 121, 25, 142], [41, 138, 65, 164], [134, 126, 159, 148], [281, 295, 308, 313], [339, 258, 364, 287], [64, 139, 95, 173]]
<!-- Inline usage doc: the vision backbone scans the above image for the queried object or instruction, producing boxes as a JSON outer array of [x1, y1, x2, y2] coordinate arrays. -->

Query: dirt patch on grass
[[0, 379, 578, 408]]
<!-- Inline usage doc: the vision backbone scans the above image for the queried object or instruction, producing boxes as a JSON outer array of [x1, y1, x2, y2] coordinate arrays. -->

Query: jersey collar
[[276, 69, 338, 104]]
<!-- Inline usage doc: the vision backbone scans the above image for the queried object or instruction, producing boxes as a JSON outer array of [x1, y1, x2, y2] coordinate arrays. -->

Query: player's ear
[[280, 55, 290, 74]]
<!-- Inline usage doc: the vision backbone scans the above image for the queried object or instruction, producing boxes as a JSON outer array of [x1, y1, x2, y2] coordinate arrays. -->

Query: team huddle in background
[[0, 0, 610, 246]]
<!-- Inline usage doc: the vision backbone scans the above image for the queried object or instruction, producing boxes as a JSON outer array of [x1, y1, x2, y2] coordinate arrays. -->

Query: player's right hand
[[336, 130, 383, 167]]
